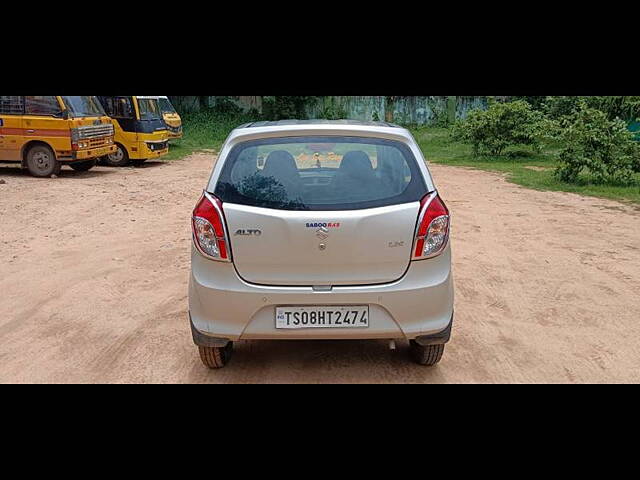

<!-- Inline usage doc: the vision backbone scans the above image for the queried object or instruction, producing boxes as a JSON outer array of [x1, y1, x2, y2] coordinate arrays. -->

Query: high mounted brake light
[[192, 192, 231, 262], [413, 192, 450, 260]]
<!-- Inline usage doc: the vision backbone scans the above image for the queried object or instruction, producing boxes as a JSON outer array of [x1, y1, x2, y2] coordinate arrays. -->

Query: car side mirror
[[55, 109, 69, 119]]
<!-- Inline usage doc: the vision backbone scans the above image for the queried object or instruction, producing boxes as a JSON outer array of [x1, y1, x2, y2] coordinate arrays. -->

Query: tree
[[385, 96, 398, 122]]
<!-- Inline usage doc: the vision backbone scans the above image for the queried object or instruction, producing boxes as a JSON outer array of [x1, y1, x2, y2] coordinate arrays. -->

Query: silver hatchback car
[[189, 120, 453, 368]]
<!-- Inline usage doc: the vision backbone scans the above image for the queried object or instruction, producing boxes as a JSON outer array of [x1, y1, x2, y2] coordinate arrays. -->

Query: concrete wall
[[305, 96, 488, 124], [170, 96, 489, 125]]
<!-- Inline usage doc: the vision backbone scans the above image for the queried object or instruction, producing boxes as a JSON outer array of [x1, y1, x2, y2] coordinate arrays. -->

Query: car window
[[215, 136, 426, 211]]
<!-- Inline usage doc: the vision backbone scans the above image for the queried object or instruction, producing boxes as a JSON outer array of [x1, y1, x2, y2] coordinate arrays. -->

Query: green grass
[[163, 110, 257, 161], [410, 127, 640, 205]]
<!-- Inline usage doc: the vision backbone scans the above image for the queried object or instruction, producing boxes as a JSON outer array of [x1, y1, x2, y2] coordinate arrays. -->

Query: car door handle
[[26, 129, 35, 133]]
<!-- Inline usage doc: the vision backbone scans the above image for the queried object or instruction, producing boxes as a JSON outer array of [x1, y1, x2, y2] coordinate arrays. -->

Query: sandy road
[[1, 153, 639, 383]]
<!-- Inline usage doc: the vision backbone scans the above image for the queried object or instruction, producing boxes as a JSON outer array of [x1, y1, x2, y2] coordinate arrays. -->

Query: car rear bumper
[[189, 244, 454, 342]]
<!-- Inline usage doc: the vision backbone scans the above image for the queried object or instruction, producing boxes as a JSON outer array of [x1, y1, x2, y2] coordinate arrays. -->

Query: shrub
[[262, 96, 319, 120], [585, 96, 640, 122], [543, 96, 584, 121], [451, 100, 544, 156], [318, 97, 347, 120], [543, 96, 640, 122], [210, 96, 244, 115], [510, 96, 546, 110], [554, 107, 640, 185]]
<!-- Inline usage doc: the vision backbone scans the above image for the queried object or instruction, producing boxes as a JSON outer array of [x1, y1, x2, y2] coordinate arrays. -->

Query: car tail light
[[413, 192, 450, 259], [192, 192, 231, 262]]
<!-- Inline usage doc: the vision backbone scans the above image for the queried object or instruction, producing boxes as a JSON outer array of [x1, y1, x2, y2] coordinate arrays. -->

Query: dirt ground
[[1, 153, 639, 383]]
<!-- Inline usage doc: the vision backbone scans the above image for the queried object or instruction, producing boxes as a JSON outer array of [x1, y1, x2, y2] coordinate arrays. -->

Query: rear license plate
[[276, 306, 369, 329]]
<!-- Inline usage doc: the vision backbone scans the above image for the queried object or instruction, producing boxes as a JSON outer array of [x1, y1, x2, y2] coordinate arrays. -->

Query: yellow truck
[[97, 96, 169, 166], [0, 96, 116, 177], [158, 96, 183, 140]]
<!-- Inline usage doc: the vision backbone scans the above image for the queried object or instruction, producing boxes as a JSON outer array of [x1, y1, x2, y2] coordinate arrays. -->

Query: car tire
[[104, 143, 130, 167], [69, 159, 97, 172], [25, 144, 61, 178], [409, 341, 445, 366], [198, 342, 233, 369]]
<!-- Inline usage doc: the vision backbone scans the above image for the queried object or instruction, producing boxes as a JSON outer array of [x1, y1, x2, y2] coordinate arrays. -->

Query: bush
[[262, 96, 319, 120], [543, 96, 640, 122], [554, 107, 640, 185], [318, 97, 347, 120], [210, 96, 244, 115], [543, 96, 584, 121], [510, 96, 546, 110], [452, 100, 544, 156], [585, 96, 640, 122]]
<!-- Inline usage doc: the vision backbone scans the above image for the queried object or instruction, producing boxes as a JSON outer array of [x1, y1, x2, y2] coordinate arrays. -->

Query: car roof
[[237, 119, 402, 129], [224, 119, 416, 149]]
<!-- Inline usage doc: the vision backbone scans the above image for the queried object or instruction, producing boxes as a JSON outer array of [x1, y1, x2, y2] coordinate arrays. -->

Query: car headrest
[[339, 151, 374, 177], [262, 150, 299, 181]]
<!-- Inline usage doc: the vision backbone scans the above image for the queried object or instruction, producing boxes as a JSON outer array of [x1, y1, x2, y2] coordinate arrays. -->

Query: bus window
[[24, 96, 61, 115], [101, 97, 134, 118], [0, 96, 24, 114]]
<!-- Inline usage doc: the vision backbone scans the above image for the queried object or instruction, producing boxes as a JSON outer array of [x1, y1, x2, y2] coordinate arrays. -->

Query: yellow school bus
[[0, 96, 116, 177], [97, 96, 169, 166], [158, 96, 183, 140]]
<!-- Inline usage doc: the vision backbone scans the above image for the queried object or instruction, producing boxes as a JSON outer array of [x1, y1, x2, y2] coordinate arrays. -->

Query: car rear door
[[224, 201, 419, 286]]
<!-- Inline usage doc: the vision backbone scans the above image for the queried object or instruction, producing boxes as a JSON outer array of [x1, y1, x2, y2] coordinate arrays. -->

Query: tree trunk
[[447, 96, 457, 124], [385, 96, 395, 122]]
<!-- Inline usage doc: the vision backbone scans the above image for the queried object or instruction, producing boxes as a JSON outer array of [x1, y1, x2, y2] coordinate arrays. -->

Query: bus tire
[[104, 143, 130, 167], [25, 144, 61, 178], [70, 159, 97, 172]]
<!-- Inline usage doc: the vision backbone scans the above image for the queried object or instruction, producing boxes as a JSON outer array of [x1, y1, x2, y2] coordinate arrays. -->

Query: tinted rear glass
[[215, 136, 427, 211]]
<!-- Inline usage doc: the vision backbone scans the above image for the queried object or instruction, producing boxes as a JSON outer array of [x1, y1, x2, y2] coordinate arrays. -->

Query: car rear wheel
[[198, 342, 233, 369], [104, 143, 129, 167], [409, 341, 445, 366], [25, 144, 61, 178], [69, 159, 97, 172]]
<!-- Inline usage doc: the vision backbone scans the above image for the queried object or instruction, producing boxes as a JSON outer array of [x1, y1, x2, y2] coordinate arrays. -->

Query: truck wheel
[[26, 144, 61, 178], [409, 341, 445, 366], [198, 342, 233, 369], [104, 143, 129, 167], [70, 159, 97, 172]]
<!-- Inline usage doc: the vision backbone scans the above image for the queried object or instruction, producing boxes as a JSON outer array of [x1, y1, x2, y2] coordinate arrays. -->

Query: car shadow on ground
[[188, 339, 449, 384]]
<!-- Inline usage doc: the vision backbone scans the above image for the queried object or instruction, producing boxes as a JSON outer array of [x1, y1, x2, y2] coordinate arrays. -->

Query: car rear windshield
[[214, 136, 427, 211]]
